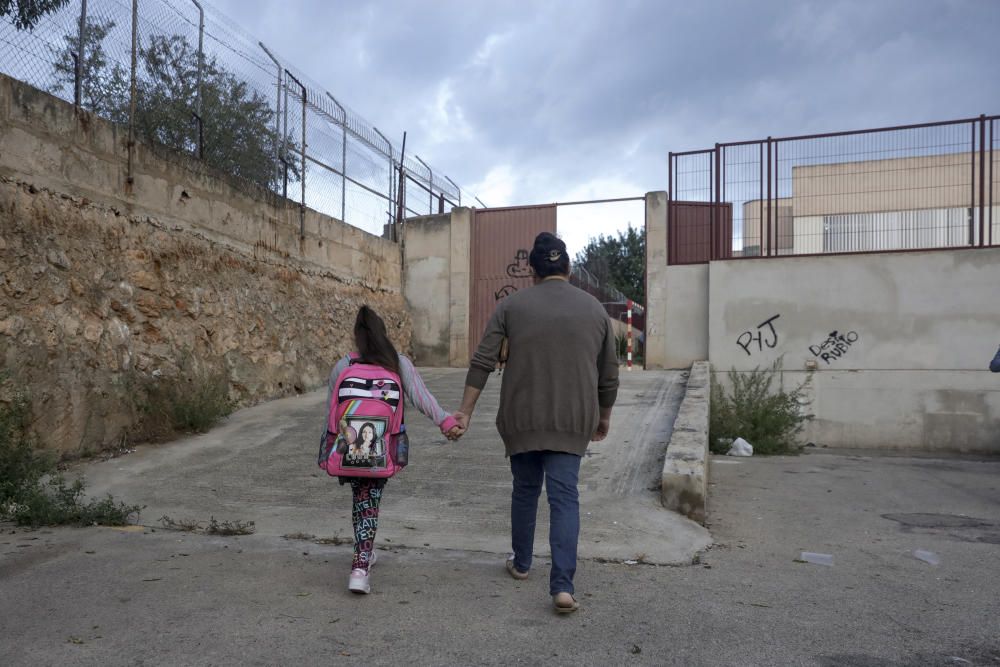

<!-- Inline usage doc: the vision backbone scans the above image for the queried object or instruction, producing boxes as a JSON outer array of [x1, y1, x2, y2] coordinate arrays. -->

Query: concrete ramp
[[84, 369, 709, 565]]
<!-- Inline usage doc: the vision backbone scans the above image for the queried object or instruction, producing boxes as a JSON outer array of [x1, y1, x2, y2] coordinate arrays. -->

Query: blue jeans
[[509, 450, 582, 596]]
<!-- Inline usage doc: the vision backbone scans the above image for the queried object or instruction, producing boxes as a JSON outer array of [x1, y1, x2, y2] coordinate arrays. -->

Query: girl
[[324, 305, 462, 594]]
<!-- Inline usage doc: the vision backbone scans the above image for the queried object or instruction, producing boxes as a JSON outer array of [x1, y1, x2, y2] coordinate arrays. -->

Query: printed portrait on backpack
[[343, 418, 388, 468]]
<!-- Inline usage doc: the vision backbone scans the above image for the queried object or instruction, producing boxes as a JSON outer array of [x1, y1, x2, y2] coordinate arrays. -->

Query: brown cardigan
[[466, 279, 620, 457]]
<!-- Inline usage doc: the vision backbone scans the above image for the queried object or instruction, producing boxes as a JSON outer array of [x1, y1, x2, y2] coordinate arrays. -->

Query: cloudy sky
[[180, 1, 1000, 252]]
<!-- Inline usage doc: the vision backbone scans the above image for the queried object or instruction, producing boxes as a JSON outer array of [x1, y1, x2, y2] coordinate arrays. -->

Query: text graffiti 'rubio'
[[736, 314, 780, 356], [809, 330, 859, 364]]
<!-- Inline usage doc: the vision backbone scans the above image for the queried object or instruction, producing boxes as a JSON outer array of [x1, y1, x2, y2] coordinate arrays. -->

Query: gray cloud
[[209, 0, 1000, 209]]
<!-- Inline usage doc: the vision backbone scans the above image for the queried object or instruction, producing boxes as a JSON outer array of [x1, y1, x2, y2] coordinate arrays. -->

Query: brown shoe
[[553, 592, 579, 614], [505, 557, 528, 580]]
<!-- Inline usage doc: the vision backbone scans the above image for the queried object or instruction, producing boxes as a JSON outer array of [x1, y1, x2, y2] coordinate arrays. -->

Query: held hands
[[443, 411, 469, 441], [443, 411, 470, 442]]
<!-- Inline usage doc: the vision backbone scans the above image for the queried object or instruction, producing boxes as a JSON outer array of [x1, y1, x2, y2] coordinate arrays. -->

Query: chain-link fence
[[1, 0, 467, 237]]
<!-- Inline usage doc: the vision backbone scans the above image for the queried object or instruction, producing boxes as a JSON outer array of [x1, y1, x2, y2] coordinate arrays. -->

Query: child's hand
[[445, 425, 465, 441]]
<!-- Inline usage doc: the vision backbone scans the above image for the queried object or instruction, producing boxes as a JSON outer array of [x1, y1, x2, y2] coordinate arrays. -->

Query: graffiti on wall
[[494, 285, 518, 301], [506, 250, 533, 278], [809, 330, 860, 364], [736, 314, 781, 356]]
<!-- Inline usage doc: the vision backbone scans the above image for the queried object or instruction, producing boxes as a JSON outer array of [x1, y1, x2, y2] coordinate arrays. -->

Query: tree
[[50, 17, 129, 123], [49, 19, 297, 191], [1, 0, 70, 31], [575, 226, 646, 305]]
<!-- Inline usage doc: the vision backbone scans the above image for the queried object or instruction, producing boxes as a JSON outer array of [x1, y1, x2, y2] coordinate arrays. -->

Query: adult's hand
[[445, 426, 465, 441], [453, 411, 471, 431], [591, 417, 611, 442]]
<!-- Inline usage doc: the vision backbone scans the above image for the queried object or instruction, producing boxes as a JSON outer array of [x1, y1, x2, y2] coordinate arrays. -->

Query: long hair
[[354, 305, 401, 377]]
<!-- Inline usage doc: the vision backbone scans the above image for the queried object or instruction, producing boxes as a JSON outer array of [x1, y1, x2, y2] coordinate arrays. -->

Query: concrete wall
[[709, 248, 1000, 452], [0, 74, 410, 456], [401, 208, 471, 367], [644, 192, 669, 368], [645, 191, 709, 369]]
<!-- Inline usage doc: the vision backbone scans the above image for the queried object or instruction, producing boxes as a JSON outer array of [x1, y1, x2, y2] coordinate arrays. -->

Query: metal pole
[[191, 0, 204, 159], [475, 197, 486, 208], [281, 72, 289, 198], [395, 131, 407, 228], [415, 155, 432, 214], [626, 299, 633, 372], [970, 121, 976, 245], [990, 119, 995, 246], [258, 42, 283, 190], [285, 71, 306, 239], [74, 0, 88, 109], [766, 137, 772, 257], [667, 152, 672, 265], [373, 127, 394, 233], [722, 144, 727, 257], [759, 142, 764, 257], [127, 0, 138, 185], [979, 115, 986, 246], [327, 94, 348, 223], [713, 144, 720, 261]]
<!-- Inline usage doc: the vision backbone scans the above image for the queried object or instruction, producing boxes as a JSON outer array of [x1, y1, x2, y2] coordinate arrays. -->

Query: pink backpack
[[318, 355, 405, 478]]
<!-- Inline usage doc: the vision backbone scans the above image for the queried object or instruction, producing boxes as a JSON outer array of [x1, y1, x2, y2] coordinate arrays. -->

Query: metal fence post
[[713, 144, 720, 260], [979, 114, 986, 246], [127, 0, 138, 185], [281, 73, 289, 197], [373, 127, 393, 234], [258, 42, 283, 191], [74, 0, 88, 109], [970, 121, 976, 245], [285, 71, 306, 239], [765, 137, 772, 257], [667, 152, 672, 265], [191, 0, 204, 159], [325, 93, 347, 223]]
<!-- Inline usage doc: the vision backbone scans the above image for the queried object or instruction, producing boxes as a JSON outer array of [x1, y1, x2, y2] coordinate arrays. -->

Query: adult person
[[991, 345, 1000, 372], [454, 232, 619, 614]]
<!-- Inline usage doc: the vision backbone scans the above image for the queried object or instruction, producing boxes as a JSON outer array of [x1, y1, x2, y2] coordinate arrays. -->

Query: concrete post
[[645, 191, 668, 369], [449, 207, 473, 368]]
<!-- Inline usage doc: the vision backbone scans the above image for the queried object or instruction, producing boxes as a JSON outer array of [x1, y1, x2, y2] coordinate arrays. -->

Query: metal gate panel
[[668, 201, 733, 265], [469, 205, 558, 358]]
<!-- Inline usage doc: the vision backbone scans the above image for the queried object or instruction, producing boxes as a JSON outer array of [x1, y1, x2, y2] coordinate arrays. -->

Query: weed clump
[[709, 359, 812, 455], [159, 515, 255, 536], [134, 367, 233, 441], [0, 385, 141, 527]]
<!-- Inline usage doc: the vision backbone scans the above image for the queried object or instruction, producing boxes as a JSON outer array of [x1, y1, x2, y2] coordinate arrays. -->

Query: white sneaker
[[348, 568, 370, 594], [348, 550, 377, 594]]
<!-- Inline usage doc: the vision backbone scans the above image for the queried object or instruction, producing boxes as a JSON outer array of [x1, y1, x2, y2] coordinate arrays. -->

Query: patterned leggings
[[350, 478, 386, 571]]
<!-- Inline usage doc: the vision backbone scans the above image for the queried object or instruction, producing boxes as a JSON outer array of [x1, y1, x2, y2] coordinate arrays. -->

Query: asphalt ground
[[2, 369, 998, 666]]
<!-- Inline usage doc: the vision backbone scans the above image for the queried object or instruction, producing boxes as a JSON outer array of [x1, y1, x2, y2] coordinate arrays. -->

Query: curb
[[660, 361, 710, 524]]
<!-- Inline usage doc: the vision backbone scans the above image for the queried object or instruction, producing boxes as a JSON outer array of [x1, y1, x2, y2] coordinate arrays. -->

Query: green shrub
[[0, 383, 141, 527], [135, 367, 233, 439], [0, 389, 50, 504], [709, 359, 812, 455]]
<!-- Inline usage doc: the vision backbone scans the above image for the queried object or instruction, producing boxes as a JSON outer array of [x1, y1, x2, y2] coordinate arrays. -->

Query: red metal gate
[[667, 201, 733, 265], [469, 205, 557, 357]]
